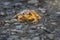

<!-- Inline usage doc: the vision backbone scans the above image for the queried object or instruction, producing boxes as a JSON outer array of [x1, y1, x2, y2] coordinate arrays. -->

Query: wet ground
[[0, 0, 60, 40]]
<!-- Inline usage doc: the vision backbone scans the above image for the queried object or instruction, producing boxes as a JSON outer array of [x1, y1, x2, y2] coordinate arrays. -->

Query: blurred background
[[0, 0, 60, 40]]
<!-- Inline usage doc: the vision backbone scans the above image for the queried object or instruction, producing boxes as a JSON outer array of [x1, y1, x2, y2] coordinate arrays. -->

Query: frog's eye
[[20, 18, 22, 19], [29, 12, 32, 15]]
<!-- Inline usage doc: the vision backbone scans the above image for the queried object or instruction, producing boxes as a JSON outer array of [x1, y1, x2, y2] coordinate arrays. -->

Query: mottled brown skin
[[14, 9, 42, 24]]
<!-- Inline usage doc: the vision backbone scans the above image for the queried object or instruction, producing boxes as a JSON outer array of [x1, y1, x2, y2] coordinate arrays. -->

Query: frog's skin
[[14, 9, 41, 24]]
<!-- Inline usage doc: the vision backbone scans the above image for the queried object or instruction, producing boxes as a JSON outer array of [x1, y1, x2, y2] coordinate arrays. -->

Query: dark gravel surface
[[0, 0, 60, 40]]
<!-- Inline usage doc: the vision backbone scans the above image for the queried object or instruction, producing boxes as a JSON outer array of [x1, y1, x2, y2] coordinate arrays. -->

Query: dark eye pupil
[[29, 13, 31, 15], [20, 18, 22, 19]]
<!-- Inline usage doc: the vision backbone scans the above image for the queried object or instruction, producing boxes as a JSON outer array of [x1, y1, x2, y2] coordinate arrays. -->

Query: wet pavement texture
[[0, 0, 60, 40]]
